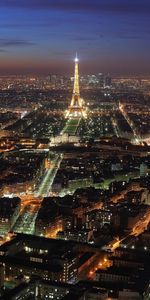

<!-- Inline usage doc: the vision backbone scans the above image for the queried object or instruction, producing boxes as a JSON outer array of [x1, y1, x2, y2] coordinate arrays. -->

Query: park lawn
[[63, 118, 81, 134]]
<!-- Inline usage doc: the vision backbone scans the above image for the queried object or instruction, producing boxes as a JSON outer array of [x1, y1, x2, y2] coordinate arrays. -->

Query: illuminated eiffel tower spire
[[73, 53, 80, 95], [66, 54, 86, 118]]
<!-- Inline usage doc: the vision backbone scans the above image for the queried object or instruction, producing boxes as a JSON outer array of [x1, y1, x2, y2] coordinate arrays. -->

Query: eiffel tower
[[66, 54, 86, 118]]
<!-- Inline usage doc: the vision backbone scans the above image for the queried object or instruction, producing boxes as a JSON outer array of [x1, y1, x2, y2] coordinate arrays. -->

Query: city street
[[13, 206, 38, 235], [36, 154, 63, 197]]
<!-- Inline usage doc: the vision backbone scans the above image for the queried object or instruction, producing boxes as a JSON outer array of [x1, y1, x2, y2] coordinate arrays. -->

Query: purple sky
[[0, 0, 150, 75]]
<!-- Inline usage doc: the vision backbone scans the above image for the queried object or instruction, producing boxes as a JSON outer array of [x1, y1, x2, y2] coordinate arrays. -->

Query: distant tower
[[66, 54, 86, 118], [105, 74, 112, 88]]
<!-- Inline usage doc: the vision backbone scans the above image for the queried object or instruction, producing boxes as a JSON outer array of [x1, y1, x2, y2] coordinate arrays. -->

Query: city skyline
[[0, 1, 150, 298], [0, 0, 150, 75]]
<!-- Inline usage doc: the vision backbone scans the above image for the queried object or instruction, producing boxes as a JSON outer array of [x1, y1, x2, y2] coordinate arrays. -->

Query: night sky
[[0, 0, 150, 76]]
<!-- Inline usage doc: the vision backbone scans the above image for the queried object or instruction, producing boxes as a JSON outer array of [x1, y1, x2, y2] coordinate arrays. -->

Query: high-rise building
[[105, 74, 112, 87], [98, 73, 104, 87], [49, 74, 57, 87]]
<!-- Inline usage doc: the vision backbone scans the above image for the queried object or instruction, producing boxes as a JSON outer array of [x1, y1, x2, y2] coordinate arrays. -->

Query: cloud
[[0, 39, 35, 47], [0, 49, 7, 52], [70, 36, 102, 41], [0, 0, 150, 15], [114, 28, 150, 40], [117, 34, 145, 40], [0, 20, 62, 29]]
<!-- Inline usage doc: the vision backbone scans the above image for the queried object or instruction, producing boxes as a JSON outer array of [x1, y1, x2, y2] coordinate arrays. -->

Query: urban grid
[[0, 1, 150, 300]]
